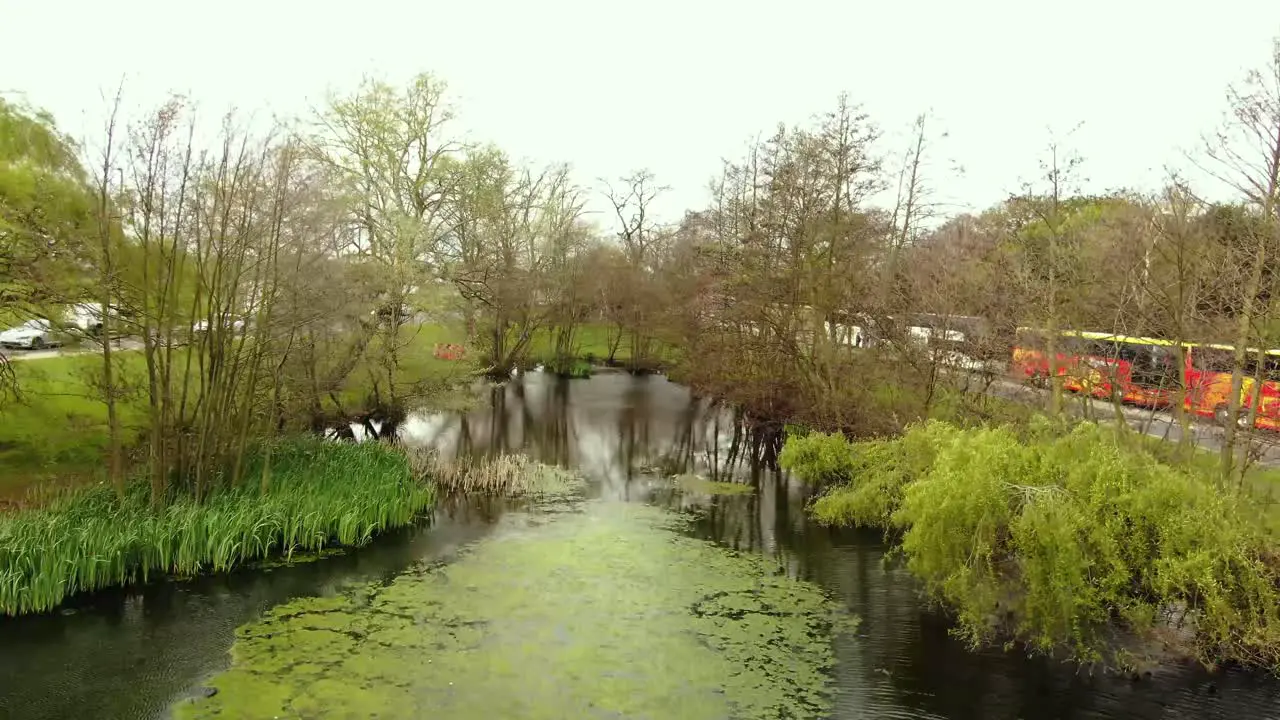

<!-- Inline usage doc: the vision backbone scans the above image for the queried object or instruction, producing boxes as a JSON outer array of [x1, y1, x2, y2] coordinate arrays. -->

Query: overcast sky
[[3, 0, 1278, 224]]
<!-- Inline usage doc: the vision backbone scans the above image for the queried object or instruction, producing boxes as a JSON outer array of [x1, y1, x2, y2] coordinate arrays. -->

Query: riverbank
[[0, 322, 647, 499], [781, 418, 1280, 674], [4, 373, 1279, 720], [0, 439, 432, 617]]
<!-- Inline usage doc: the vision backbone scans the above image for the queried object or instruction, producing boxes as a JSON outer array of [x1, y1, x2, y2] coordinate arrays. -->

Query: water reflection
[[400, 371, 748, 499], [659, 471, 1280, 720], [1, 372, 1278, 720], [409, 372, 1280, 719], [0, 512, 498, 720]]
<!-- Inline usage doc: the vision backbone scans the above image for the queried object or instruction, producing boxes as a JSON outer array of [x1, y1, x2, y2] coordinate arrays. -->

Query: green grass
[[0, 352, 150, 497], [0, 438, 432, 617], [525, 324, 625, 366], [0, 323, 478, 499], [1125, 429, 1280, 530], [525, 325, 679, 369], [328, 322, 477, 411]]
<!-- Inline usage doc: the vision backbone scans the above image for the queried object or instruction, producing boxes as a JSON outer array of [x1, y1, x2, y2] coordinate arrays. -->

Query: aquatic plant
[[176, 502, 855, 719], [411, 450, 581, 498], [783, 419, 1280, 672], [547, 357, 593, 379], [0, 439, 432, 616]]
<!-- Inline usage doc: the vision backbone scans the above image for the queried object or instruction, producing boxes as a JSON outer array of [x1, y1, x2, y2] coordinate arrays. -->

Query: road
[[982, 375, 1280, 468], [0, 338, 143, 362]]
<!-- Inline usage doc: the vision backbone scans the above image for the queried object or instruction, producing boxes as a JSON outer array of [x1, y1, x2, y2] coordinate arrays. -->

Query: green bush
[[782, 421, 957, 528], [778, 431, 858, 486], [548, 358, 592, 379], [0, 438, 433, 616], [784, 419, 1280, 671]]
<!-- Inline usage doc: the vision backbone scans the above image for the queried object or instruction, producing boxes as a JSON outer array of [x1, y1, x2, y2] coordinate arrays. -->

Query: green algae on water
[[178, 502, 853, 719]]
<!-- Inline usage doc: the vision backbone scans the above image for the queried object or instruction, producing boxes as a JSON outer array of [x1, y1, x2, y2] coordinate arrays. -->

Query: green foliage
[[0, 439, 433, 616], [0, 98, 97, 314], [0, 324, 477, 499], [926, 387, 1039, 427], [782, 422, 810, 439], [783, 422, 957, 528], [547, 357, 592, 378], [778, 431, 858, 486], [787, 419, 1280, 671]]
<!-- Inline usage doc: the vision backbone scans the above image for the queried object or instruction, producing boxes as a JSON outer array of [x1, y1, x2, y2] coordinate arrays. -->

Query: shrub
[[786, 419, 1280, 671], [778, 431, 858, 487], [782, 421, 957, 527], [547, 358, 592, 379]]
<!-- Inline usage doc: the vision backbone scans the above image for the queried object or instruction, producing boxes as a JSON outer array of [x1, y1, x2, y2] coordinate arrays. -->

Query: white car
[[0, 319, 67, 350], [65, 303, 107, 336], [191, 319, 247, 334]]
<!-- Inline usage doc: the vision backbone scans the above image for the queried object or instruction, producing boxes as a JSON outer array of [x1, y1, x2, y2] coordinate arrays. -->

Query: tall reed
[[412, 450, 580, 497], [0, 438, 432, 616]]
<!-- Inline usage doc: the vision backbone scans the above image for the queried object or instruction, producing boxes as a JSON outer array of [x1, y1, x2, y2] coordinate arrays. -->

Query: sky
[[3, 0, 1279, 225]]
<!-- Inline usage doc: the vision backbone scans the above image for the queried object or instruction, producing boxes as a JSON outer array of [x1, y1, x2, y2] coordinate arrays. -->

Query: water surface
[[2, 372, 1278, 719]]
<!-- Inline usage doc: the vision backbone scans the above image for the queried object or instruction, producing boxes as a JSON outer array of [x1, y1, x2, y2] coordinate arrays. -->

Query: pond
[[1, 372, 1278, 719]]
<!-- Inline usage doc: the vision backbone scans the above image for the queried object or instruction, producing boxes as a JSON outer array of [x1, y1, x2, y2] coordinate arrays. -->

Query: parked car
[[0, 319, 70, 350], [65, 303, 107, 336], [191, 318, 247, 334]]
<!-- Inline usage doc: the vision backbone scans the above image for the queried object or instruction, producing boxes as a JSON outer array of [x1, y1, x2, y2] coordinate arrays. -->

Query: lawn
[[0, 352, 149, 498], [0, 324, 477, 500], [326, 322, 477, 412], [524, 324, 680, 368]]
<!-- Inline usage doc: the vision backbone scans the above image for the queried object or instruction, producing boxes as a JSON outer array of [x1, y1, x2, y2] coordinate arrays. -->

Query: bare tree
[[1200, 40, 1280, 479], [94, 88, 126, 498], [601, 169, 671, 369], [1011, 134, 1086, 416]]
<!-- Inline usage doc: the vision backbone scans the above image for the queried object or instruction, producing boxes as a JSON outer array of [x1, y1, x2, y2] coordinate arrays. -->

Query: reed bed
[[0, 439, 432, 617], [413, 450, 580, 498]]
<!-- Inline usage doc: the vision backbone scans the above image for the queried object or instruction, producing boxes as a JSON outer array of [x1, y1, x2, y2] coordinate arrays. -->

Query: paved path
[[0, 339, 142, 362], [981, 375, 1280, 468]]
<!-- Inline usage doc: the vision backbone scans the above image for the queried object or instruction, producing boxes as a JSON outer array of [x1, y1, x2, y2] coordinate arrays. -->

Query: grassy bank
[[0, 439, 432, 617], [525, 325, 680, 374], [0, 352, 149, 497], [0, 324, 478, 499], [781, 419, 1280, 672], [0, 322, 653, 497]]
